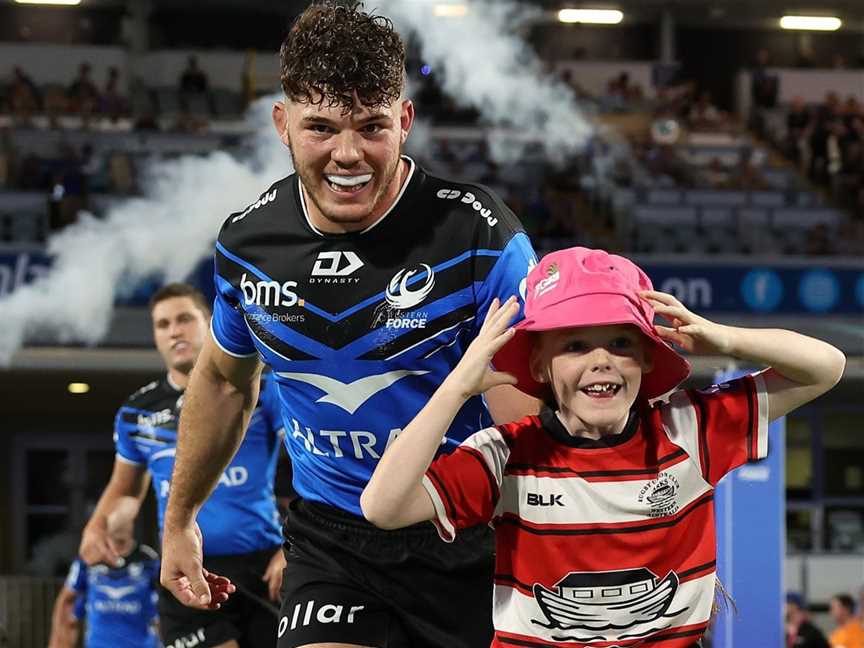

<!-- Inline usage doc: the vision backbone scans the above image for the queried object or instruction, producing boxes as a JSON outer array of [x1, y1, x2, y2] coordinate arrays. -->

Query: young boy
[[361, 247, 845, 647]]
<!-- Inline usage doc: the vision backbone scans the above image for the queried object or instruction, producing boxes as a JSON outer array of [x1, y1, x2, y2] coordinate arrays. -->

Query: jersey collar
[[540, 407, 639, 449], [298, 155, 417, 237]]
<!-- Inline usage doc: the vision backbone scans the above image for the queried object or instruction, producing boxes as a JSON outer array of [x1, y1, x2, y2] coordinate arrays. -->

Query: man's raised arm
[[160, 334, 261, 608]]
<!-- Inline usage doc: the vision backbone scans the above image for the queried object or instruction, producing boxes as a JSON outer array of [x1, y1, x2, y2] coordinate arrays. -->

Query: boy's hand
[[640, 290, 736, 355], [447, 297, 520, 400]]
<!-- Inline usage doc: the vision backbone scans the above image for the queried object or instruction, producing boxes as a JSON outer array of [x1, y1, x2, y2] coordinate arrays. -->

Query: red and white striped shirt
[[422, 373, 769, 647]]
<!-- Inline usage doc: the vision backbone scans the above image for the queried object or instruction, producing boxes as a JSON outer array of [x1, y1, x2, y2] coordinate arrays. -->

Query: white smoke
[[0, 97, 292, 364], [382, 0, 593, 162]]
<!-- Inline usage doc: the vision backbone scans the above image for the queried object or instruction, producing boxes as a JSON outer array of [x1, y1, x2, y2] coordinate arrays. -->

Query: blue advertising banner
[[641, 263, 864, 315], [713, 369, 785, 648], [1, 248, 860, 316]]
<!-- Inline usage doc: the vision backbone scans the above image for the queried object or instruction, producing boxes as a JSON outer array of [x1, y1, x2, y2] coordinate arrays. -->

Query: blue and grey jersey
[[211, 157, 537, 515], [114, 373, 283, 555], [65, 545, 160, 648]]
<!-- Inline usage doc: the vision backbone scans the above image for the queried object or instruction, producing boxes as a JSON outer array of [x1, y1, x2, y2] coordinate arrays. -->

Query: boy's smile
[[531, 324, 653, 440]]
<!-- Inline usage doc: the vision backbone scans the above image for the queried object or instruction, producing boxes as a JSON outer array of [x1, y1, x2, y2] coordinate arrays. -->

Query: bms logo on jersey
[[137, 408, 175, 435], [240, 273, 303, 308]]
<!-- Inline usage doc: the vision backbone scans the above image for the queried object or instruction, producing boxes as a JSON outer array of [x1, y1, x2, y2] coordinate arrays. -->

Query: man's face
[[151, 296, 208, 374], [273, 94, 414, 231], [829, 598, 851, 624]]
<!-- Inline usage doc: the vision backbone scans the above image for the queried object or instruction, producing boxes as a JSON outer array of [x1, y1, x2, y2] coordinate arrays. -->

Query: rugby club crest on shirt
[[637, 472, 681, 517]]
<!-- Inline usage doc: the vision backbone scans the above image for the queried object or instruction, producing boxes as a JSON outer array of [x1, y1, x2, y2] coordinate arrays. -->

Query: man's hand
[[160, 521, 235, 609], [262, 548, 287, 602], [79, 522, 121, 567]]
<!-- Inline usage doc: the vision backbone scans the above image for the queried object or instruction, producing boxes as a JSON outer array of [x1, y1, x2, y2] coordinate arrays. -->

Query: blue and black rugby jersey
[[65, 545, 160, 648], [114, 373, 283, 555], [212, 157, 537, 515]]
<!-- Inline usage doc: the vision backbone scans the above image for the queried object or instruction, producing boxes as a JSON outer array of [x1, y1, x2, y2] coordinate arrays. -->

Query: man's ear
[[272, 101, 291, 148], [399, 99, 415, 145]]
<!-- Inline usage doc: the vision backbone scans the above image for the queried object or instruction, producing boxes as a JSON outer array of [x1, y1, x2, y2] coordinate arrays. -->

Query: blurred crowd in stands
[[1, 56, 234, 133], [0, 56, 861, 256], [775, 92, 863, 211]]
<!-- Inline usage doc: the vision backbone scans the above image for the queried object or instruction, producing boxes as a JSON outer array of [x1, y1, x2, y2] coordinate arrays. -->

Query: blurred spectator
[[786, 97, 811, 165], [688, 91, 725, 130], [0, 128, 12, 188], [173, 105, 209, 134], [47, 144, 87, 230], [829, 593, 864, 648], [732, 156, 769, 190], [805, 224, 833, 256], [751, 49, 779, 110], [606, 71, 643, 106], [700, 157, 730, 188], [179, 55, 209, 94], [832, 54, 848, 70], [786, 592, 830, 648], [99, 66, 127, 120], [133, 111, 160, 132], [67, 62, 100, 120], [8, 66, 40, 125]]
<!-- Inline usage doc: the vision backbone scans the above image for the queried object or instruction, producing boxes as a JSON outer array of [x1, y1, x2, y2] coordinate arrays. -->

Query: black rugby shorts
[[277, 498, 495, 648], [159, 547, 280, 648]]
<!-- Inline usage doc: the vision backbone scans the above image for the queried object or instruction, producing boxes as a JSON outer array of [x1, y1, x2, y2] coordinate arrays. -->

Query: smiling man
[[160, 3, 538, 648], [79, 283, 286, 648]]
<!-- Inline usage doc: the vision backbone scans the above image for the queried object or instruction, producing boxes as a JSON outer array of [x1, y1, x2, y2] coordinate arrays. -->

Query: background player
[[159, 3, 539, 647], [79, 283, 286, 648], [49, 502, 160, 648], [361, 247, 846, 647]]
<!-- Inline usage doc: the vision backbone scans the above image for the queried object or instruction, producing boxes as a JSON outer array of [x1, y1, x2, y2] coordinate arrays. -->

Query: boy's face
[[531, 324, 652, 431]]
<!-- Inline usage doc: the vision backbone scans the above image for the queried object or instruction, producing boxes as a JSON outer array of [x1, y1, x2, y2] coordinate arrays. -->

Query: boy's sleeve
[[661, 372, 769, 486], [421, 426, 512, 542], [113, 407, 145, 465]]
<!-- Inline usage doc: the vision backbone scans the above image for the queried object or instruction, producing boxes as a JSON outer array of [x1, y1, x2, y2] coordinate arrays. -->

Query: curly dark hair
[[280, 1, 406, 112]]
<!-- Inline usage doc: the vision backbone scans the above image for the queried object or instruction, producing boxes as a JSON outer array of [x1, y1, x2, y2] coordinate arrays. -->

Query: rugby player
[[80, 283, 286, 648], [49, 503, 159, 648], [161, 3, 539, 647]]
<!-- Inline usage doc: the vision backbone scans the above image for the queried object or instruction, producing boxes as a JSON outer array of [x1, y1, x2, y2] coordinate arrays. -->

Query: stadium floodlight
[[434, 3, 468, 17], [779, 15, 842, 31], [15, 0, 81, 4], [558, 9, 624, 24], [67, 382, 91, 394]]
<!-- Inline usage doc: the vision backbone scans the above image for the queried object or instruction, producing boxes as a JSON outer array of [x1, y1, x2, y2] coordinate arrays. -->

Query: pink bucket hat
[[493, 247, 691, 400]]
